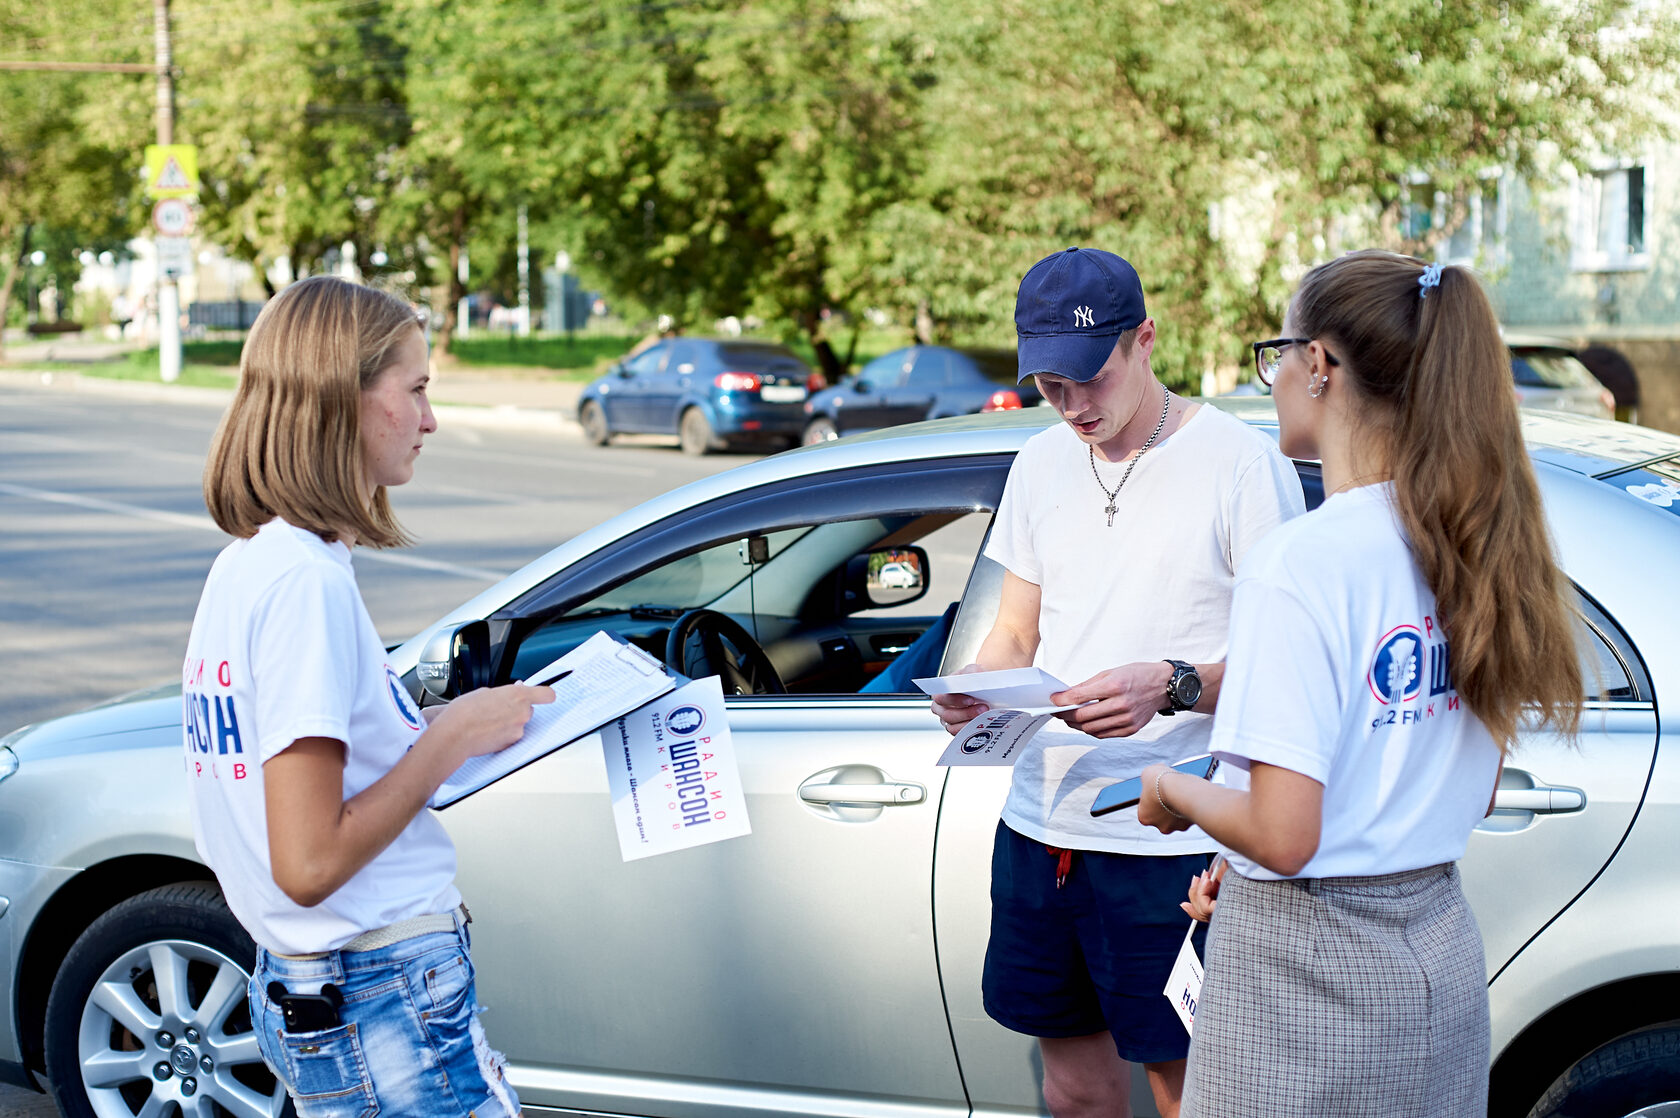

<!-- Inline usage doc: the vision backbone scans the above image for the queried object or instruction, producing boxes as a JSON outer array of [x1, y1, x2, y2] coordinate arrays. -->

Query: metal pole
[[516, 204, 530, 338], [154, 0, 181, 383]]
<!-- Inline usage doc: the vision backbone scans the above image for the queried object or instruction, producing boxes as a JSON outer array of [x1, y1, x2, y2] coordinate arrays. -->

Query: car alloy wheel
[[1528, 1023, 1680, 1118], [580, 400, 611, 446], [679, 407, 717, 456], [802, 417, 839, 446], [44, 883, 287, 1118]]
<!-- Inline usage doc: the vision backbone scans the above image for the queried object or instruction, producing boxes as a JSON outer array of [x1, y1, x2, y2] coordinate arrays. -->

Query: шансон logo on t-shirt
[[1366, 618, 1460, 728], [386, 666, 424, 731], [1368, 626, 1424, 704]]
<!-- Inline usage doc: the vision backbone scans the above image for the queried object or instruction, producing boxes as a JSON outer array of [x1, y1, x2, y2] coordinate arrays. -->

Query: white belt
[[276, 904, 469, 960]]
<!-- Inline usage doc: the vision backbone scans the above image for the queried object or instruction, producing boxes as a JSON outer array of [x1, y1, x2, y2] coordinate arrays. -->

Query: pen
[[532, 668, 572, 688]]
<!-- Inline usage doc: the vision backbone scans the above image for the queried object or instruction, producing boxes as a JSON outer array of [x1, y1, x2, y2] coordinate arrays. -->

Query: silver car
[[1, 403, 1677, 1118]]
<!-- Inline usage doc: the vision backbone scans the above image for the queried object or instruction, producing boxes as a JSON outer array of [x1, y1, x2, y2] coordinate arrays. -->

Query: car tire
[[43, 882, 289, 1118], [1527, 1022, 1680, 1118], [802, 417, 839, 446], [579, 400, 611, 446], [679, 407, 717, 456]]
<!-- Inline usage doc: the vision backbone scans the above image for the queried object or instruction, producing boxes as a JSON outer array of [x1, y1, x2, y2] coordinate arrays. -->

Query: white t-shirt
[[1210, 483, 1502, 880], [984, 405, 1305, 853], [182, 519, 461, 955]]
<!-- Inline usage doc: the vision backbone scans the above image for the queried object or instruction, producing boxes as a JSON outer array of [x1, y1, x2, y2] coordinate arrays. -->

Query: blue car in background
[[579, 338, 820, 455], [800, 346, 1042, 445]]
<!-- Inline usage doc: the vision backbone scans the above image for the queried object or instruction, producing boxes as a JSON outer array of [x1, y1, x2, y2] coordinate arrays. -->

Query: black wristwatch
[[1158, 659, 1202, 716]]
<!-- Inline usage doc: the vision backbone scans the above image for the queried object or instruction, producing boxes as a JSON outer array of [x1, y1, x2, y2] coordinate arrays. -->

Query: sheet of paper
[[914, 666, 1079, 712], [1163, 920, 1204, 1035], [599, 676, 750, 861], [937, 708, 1057, 766], [431, 632, 674, 808]]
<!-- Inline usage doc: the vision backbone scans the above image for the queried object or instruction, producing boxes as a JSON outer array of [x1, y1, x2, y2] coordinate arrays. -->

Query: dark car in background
[[1507, 333, 1617, 418], [579, 338, 822, 455], [801, 346, 1041, 445]]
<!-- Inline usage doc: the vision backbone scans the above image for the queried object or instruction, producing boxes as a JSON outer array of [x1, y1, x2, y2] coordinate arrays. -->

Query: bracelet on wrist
[[1155, 769, 1187, 820]]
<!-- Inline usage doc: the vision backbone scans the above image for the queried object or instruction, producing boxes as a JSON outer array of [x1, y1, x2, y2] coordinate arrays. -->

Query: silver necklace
[[1088, 385, 1170, 527]]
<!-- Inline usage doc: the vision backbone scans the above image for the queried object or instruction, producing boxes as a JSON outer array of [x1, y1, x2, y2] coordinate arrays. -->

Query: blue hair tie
[[1419, 263, 1443, 298]]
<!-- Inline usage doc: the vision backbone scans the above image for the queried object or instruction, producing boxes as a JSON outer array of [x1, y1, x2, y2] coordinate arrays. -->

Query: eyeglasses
[[1251, 337, 1340, 387]]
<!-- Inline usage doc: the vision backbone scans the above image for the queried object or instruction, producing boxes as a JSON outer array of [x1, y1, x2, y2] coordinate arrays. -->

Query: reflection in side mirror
[[840, 545, 931, 612], [418, 620, 491, 700]]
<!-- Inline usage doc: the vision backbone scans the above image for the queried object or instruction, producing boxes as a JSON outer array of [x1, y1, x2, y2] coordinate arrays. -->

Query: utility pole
[[516, 204, 530, 337], [154, 0, 181, 382]]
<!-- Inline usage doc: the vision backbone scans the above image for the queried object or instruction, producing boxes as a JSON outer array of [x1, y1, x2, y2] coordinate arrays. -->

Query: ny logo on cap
[[1073, 305, 1095, 329]]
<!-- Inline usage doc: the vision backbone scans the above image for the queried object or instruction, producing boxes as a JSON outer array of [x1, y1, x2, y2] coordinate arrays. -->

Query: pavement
[[0, 338, 586, 435]]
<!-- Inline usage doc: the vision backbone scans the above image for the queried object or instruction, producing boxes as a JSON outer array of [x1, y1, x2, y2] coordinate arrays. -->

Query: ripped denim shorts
[[249, 916, 519, 1118]]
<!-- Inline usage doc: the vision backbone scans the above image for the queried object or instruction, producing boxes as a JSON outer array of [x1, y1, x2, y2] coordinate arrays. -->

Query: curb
[[0, 367, 582, 436]]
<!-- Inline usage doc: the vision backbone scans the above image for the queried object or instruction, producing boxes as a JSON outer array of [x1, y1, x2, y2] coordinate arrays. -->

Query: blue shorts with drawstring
[[249, 919, 519, 1118], [982, 820, 1208, 1065]]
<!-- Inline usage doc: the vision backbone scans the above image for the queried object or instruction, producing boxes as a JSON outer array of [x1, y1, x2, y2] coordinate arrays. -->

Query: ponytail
[[1293, 251, 1581, 748]]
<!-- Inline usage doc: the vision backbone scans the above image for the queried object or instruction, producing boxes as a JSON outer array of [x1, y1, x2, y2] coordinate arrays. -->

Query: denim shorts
[[249, 918, 520, 1118], [982, 821, 1208, 1065]]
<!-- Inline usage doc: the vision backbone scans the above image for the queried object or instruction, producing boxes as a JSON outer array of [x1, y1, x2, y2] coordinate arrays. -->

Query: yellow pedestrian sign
[[144, 145, 199, 198]]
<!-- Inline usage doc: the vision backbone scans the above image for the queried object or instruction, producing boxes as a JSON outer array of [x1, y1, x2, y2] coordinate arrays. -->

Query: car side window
[[497, 457, 1012, 696], [859, 351, 910, 390], [1574, 591, 1647, 702], [906, 350, 951, 389], [623, 343, 667, 378]]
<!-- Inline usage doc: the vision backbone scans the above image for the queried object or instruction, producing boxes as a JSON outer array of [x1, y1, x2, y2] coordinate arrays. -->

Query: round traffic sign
[[152, 198, 193, 237]]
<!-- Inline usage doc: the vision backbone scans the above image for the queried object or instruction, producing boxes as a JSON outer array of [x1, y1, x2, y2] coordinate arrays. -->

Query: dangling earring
[[1309, 374, 1327, 399]]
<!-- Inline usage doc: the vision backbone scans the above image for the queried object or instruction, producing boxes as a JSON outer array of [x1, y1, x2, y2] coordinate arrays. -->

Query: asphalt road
[[0, 381, 747, 1116]]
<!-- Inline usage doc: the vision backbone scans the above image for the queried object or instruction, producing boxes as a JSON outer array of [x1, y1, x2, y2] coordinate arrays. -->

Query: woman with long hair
[[1137, 250, 1582, 1116], [185, 275, 551, 1116]]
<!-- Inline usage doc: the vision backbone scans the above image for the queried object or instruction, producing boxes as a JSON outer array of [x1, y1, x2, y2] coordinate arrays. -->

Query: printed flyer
[[599, 676, 751, 861]]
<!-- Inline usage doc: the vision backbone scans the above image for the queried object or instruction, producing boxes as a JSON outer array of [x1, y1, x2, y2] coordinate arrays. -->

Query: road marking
[[0, 482, 508, 582]]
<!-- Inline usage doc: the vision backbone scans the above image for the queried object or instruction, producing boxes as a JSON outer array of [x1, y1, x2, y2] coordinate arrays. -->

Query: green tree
[[0, 0, 146, 357]]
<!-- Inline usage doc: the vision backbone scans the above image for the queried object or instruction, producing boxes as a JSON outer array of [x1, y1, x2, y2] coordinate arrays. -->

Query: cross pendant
[[1105, 503, 1117, 527]]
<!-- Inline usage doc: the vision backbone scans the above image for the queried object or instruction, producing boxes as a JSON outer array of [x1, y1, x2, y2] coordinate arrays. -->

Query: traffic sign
[[155, 236, 193, 278], [152, 198, 193, 237], [144, 145, 199, 198]]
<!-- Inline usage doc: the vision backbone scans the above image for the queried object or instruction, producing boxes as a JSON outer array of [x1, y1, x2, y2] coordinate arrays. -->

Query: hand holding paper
[[915, 667, 1086, 767]]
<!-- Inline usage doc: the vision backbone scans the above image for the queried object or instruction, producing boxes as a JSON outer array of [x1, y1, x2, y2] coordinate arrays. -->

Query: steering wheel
[[664, 609, 787, 695]]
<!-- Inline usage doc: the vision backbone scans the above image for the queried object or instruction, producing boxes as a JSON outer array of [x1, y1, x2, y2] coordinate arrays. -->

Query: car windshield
[[1512, 350, 1597, 389], [563, 527, 812, 615], [717, 344, 812, 376]]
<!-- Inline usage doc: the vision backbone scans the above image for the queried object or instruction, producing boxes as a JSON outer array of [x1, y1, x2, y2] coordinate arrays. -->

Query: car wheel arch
[[15, 854, 207, 1079], [1488, 972, 1680, 1118]]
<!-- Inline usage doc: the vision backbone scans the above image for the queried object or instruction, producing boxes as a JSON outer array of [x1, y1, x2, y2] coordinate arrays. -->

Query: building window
[[1442, 173, 1506, 267], [1572, 165, 1650, 272]]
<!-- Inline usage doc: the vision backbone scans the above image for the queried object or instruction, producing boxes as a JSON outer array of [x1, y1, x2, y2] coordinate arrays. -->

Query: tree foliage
[[3, 0, 1676, 377]]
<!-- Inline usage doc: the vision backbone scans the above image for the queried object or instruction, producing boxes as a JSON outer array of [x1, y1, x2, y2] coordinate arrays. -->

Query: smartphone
[[1090, 754, 1220, 817], [268, 981, 344, 1033]]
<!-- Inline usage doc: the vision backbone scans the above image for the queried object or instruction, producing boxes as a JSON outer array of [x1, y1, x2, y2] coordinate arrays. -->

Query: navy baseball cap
[[1014, 247, 1147, 383]]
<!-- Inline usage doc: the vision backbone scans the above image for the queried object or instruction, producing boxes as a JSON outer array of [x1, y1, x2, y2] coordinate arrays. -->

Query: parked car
[[801, 346, 1043, 444], [1507, 332, 1617, 418], [1225, 334, 1618, 421], [2, 404, 1679, 1118], [578, 338, 821, 455]]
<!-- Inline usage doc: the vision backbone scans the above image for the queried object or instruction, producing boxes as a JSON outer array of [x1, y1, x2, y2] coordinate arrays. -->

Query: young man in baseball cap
[[931, 247, 1303, 1118]]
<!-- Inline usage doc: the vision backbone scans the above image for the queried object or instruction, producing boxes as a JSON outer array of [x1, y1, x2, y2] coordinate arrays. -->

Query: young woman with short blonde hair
[[186, 275, 550, 1117]]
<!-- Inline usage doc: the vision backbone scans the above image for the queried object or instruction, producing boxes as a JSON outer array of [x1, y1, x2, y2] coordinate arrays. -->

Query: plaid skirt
[[1182, 863, 1489, 1118]]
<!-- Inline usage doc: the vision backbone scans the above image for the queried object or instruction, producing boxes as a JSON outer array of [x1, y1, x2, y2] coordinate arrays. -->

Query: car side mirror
[[839, 546, 930, 613], [417, 620, 491, 700], [615, 363, 633, 379], [852, 378, 872, 394]]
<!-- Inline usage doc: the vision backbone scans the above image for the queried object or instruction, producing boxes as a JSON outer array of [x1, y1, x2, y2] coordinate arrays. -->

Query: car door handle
[[1492, 786, 1586, 813], [799, 779, 925, 806]]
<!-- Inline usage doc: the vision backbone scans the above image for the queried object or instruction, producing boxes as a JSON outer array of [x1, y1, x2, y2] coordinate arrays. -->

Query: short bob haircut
[[204, 276, 422, 549]]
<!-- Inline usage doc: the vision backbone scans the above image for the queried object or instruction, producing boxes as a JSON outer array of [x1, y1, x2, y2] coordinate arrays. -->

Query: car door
[[836, 350, 913, 433], [645, 339, 696, 432], [604, 343, 668, 431], [439, 456, 1012, 1118], [880, 348, 948, 425]]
